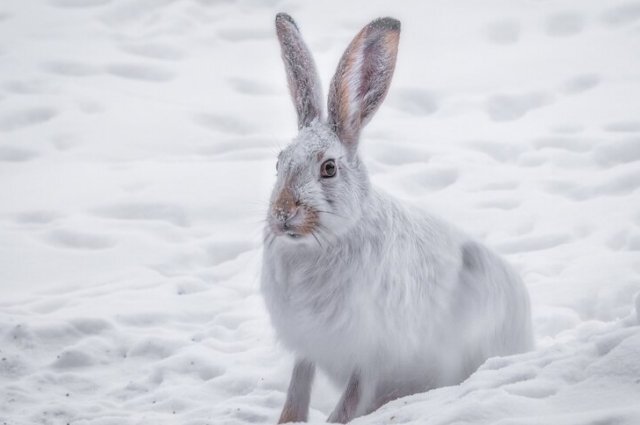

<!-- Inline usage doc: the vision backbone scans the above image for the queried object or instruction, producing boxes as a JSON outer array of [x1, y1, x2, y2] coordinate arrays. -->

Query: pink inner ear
[[328, 18, 400, 149]]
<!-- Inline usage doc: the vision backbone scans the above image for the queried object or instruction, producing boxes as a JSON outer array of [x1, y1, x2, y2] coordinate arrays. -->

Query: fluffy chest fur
[[261, 194, 465, 385]]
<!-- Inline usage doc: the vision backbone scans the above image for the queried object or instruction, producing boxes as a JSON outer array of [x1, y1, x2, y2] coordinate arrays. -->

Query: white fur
[[262, 125, 533, 415], [265, 15, 534, 420]]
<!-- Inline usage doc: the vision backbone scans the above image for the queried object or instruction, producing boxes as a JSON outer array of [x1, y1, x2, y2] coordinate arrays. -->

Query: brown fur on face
[[273, 183, 297, 217], [297, 204, 319, 236], [272, 185, 319, 236]]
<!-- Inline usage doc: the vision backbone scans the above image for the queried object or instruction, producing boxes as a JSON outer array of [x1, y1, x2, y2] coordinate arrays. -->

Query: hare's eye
[[276, 160, 279, 171], [321, 159, 336, 178]]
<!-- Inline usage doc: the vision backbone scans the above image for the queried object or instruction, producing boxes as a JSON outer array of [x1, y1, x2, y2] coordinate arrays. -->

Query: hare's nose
[[273, 202, 299, 223], [275, 205, 299, 223]]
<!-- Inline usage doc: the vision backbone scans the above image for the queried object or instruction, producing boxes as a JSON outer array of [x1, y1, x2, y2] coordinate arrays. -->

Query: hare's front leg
[[278, 358, 315, 424], [327, 371, 361, 423]]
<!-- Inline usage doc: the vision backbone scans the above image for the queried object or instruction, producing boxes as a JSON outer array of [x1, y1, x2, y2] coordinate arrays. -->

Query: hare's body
[[262, 178, 533, 416], [262, 14, 533, 423]]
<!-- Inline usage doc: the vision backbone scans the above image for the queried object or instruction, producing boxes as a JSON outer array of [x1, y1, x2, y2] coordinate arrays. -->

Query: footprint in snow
[[150, 353, 224, 382], [0, 146, 39, 162], [496, 233, 571, 254], [48, 0, 111, 7], [193, 113, 257, 135], [550, 124, 585, 135], [3, 80, 47, 95], [485, 92, 554, 122], [46, 229, 116, 250], [532, 136, 598, 153], [601, 2, 640, 27], [479, 181, 520, 191], [77, 99, 105, 114], [51, 133, 81, 151], [228, 77, 279, 96], [70, 318, 113, 335], [119, 42, 186, 61], [476, 198, 521, 210], [404, 166, 459, 192], [99, 0, 171, 26], [14, 210, 60, 224], [106, 63, 175, 82], [116, 312, 169, 327], [544, 11, 585, 37], [484, 19, 521, 45], [203, 240, 254, 267], [52, 349, 94, 369], [466, 140, 528, 162], [367, 142, 431, 166], [593, 137, 640, 166], [604, 121, 640, 133], [387, 87, 439, 116], [608, 229, 640, 251], [561, 74, 601, 95], [92, 202, 190, 227], [175, 279, 209, 295], [0, 356, 30, 379], [196, 135, 272, 156], [217, 27, 272, 42], [0, 107, 57, 131], [127, 337, 180, 360], [41, 60, 102, 77], [545, 169, 640, 200]]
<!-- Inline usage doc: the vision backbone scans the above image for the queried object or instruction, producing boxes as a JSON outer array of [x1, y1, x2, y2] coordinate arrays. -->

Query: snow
[[0, 0, 639, 424]]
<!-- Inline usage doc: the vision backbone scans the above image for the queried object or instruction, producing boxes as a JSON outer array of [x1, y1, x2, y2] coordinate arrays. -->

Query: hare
[[261, 13, 534, 424]]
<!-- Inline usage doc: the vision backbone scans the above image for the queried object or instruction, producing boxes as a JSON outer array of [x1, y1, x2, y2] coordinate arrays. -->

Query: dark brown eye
[[276, 160, 279, 171], [321, 159, 336, 178]]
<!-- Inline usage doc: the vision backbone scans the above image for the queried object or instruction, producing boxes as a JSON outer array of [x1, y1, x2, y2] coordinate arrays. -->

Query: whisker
[[311, 231, 323, 249], [315, 228, 331, 247], [266, 234, 276, 249], [315, 209, 347, 219], [315, 224, 334, 246], [318, 224, 338, 243]]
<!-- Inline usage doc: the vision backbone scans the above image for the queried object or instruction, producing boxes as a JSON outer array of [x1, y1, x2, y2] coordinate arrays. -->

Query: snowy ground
[[1, 0, 640, 424]]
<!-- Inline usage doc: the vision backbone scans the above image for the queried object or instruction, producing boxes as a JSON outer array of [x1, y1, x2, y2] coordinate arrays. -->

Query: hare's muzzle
[[270, 189, 318, 239], [271, 204, 302, 237]]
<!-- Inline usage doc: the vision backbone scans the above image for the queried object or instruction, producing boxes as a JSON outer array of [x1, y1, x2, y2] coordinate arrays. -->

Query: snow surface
[[1, 0, 640, 424]]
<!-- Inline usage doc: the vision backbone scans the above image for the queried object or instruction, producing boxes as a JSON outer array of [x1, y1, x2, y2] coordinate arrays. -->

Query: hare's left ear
[[276, 13, 323, 129], [328, 18, 400, 152]]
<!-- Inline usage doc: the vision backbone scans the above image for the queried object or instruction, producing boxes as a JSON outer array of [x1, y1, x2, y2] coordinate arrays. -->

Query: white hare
[[261, 13, 534, 424]]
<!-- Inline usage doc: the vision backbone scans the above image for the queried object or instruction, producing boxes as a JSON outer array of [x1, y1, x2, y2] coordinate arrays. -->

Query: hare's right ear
[[275, 13, 323, 129]]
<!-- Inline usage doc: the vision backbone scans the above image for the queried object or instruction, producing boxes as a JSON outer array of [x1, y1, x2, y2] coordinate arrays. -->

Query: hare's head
[[267, 13, 400, 243]]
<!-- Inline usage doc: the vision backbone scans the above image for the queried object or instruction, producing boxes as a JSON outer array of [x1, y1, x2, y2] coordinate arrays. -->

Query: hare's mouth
[[271, 223, 310, 239]]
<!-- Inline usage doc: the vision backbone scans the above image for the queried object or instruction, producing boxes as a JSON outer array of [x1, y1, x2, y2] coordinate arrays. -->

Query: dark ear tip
[[370, 17, 401, 32], [275, 13, 298, 30]]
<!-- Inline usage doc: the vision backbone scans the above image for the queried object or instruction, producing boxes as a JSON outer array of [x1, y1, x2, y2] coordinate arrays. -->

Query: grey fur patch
[[461, 241, 485, 273], [276, 13, 323, 129]]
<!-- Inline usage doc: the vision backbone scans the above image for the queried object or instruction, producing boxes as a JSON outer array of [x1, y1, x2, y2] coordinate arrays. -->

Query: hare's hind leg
[[327, 371, 361, 423], [278, 358, 315, 424]]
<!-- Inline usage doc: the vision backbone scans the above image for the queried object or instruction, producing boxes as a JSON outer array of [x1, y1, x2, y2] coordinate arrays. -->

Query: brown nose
[[272, 187, 299, 224]]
